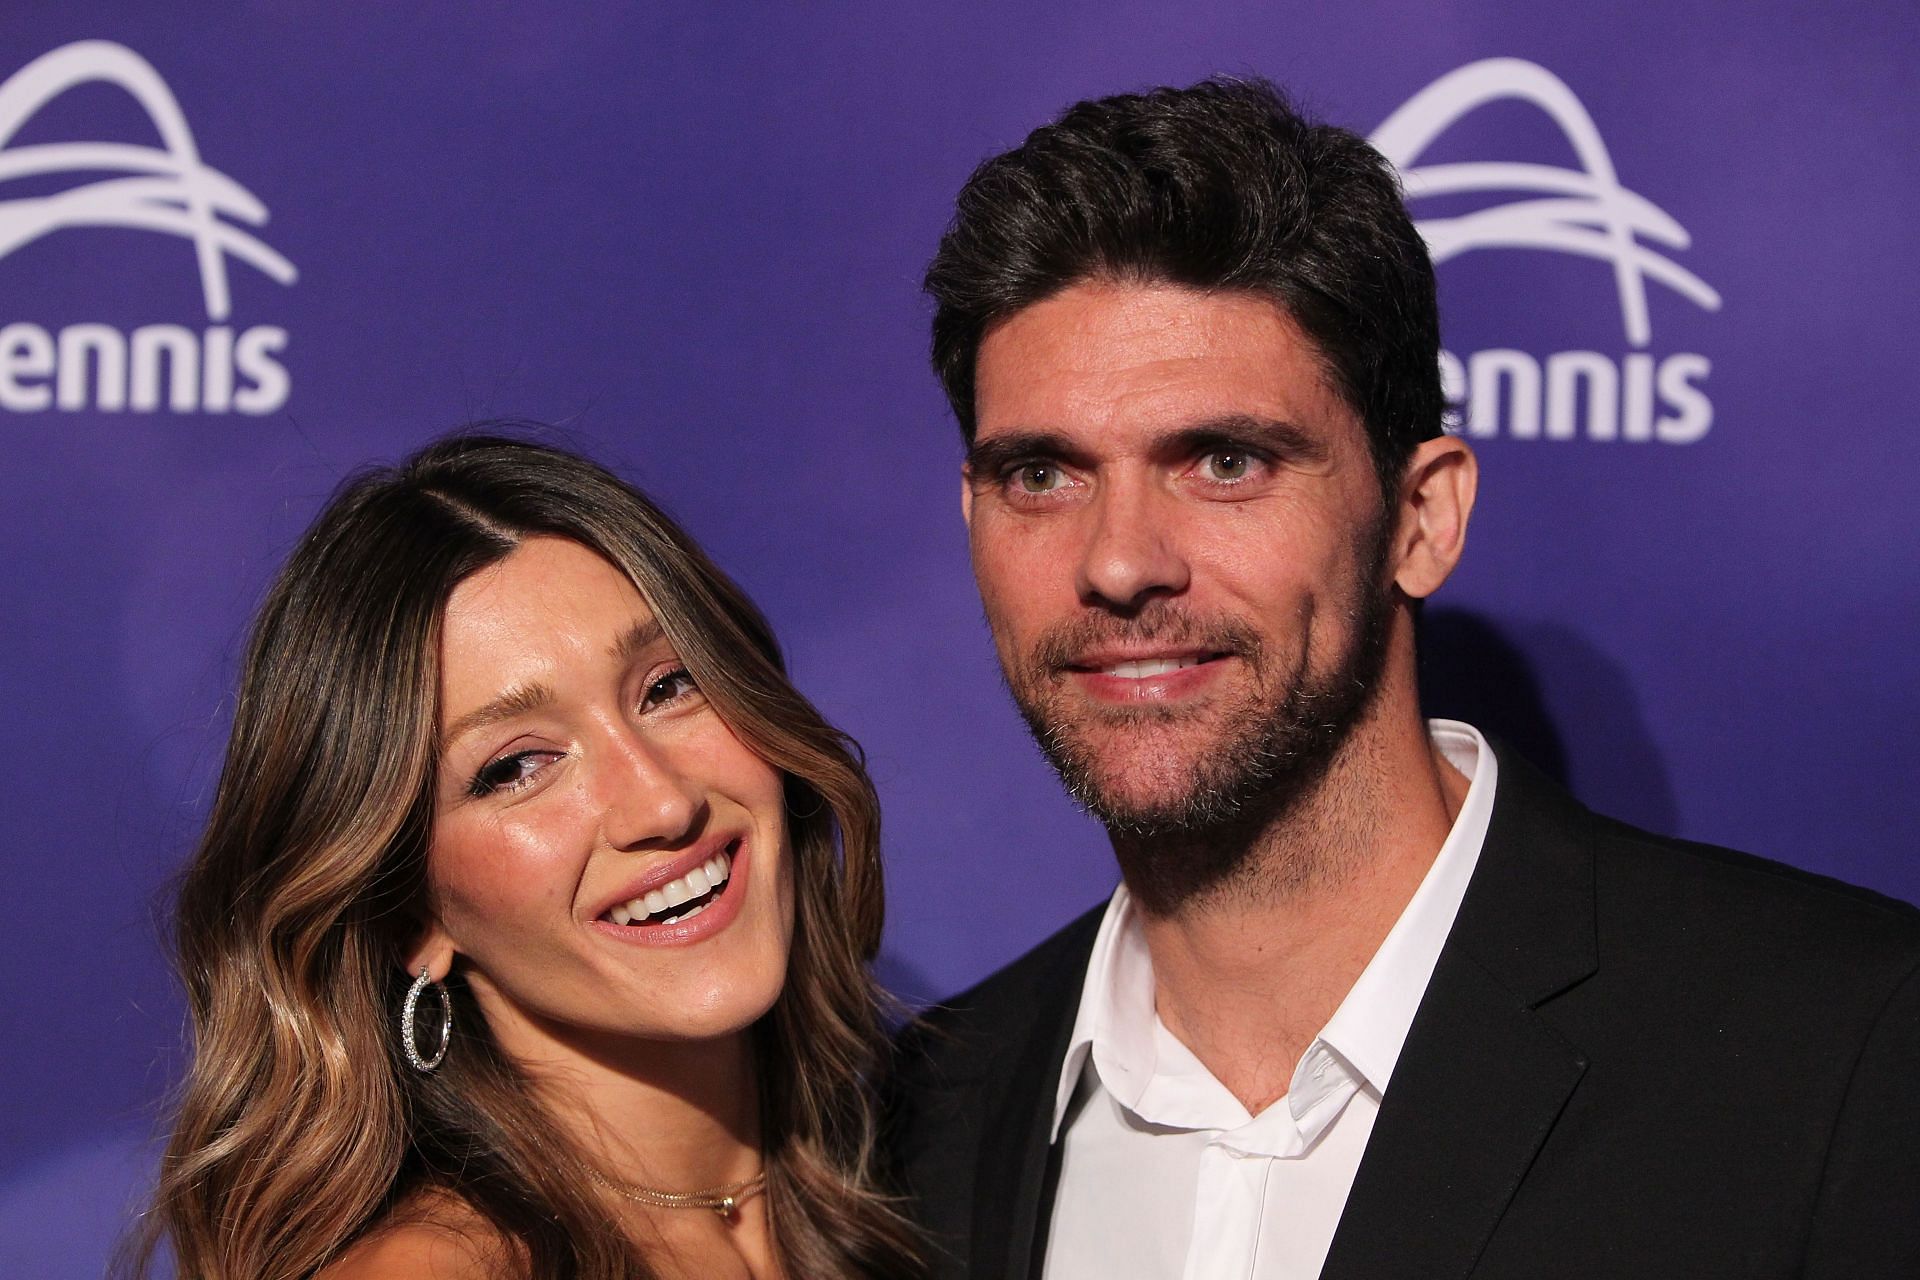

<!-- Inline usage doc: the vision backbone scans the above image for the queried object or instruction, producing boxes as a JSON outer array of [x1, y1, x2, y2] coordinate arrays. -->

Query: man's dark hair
[[925, 76, 1444, 503]]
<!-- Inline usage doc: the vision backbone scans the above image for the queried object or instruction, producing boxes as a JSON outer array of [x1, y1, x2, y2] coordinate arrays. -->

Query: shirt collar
[[1050, 719, 1498, 1140], [1050, 881, 1152, 1136], [1318, 720, 1495, 1090]]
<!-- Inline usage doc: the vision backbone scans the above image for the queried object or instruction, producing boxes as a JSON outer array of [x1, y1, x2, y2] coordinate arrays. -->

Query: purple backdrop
[[2, 4, 1915, 1272]]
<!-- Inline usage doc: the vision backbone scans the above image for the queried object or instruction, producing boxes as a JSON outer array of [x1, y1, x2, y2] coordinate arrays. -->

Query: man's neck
[[1124, 704, 1469, 1115]]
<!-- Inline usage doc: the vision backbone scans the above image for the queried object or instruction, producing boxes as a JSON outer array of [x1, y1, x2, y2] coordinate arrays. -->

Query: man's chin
[[1075, 776, 1210, 828], [1043, 739, 1259, 833], [1033, 698, 1231, 749], [1024, 689, 1363, 841]]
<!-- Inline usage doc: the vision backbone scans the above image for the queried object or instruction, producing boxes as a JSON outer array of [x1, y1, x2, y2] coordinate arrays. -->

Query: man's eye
[[641, 667, 699, 710], [1012, 463, 1065, 494], [1200, 450, 1254, 482]]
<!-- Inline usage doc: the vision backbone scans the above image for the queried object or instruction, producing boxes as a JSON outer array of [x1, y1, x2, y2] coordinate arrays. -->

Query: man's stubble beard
[[1003, 519, 1396, 916]]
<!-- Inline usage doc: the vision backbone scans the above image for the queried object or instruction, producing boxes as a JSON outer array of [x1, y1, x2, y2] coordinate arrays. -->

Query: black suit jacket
[[883, 750, 1920, 1278]]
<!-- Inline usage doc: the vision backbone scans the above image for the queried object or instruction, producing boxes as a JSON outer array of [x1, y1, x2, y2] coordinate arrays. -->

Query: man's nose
[[597, 729, 704, 851], [1074, 478, 1190, 611]]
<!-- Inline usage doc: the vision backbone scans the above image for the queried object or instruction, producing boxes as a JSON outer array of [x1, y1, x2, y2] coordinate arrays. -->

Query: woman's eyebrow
[[610, 617, 665, 664], [440, 621, 665, 753], [442, 682, 555, 750]]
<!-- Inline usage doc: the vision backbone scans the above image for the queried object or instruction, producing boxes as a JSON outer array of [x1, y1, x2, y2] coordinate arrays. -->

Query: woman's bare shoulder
[[317, 1196, 509, 1280]]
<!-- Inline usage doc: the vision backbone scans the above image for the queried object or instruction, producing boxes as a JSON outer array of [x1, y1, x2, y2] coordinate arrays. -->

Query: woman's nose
[[597, 731, 704, 850]]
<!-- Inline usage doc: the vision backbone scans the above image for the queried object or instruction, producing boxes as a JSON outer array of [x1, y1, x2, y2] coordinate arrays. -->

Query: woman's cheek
[[434, 809, 582, 928]]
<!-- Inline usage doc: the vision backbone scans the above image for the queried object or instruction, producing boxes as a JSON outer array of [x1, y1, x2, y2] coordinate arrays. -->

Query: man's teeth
[[608, 851, 733, 926], [1103, 656, 1205, 678]]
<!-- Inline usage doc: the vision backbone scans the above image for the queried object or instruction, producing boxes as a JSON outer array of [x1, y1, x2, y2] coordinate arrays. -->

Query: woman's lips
[[589, 838, 752, 947], [603, 845, 735, 926]]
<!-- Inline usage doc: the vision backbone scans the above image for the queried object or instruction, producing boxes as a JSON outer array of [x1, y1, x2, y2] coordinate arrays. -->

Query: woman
[[137, 434, 922, 1279]]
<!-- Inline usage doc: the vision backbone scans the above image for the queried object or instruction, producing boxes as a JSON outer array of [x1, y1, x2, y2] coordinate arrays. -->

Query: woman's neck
[[477, 994, 764, 1191]]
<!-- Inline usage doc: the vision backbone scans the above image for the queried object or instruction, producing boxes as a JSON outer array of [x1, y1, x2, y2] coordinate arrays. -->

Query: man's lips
[[1062, 648, 1232, 677], [1059, 648, 1236, 703]]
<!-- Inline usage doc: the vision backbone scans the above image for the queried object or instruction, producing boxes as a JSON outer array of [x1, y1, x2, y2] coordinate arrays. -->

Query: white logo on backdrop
[[0, 40, 296, 415], [1371, 58, 1719, 443]]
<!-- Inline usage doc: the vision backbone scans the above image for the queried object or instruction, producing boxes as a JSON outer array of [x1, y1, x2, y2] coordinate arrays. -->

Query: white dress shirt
[[1041, 721, 1497, 1280]]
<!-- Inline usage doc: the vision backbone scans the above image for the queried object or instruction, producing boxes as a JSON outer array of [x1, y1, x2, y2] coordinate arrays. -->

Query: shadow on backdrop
[[0, 1127, 161, 1279], [874, 948, 943, 1014], [1419, 606, 1679, 837]]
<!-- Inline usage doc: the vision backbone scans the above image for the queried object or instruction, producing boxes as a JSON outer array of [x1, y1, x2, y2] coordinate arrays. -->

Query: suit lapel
[[1318, 946, 1589, 1277], [1321, 748, 1600, 1279], [969, 913, 1098, 1280]]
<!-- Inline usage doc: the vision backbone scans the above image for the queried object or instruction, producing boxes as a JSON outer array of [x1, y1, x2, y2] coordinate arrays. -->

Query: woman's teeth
[[608, 851, 733, 927]]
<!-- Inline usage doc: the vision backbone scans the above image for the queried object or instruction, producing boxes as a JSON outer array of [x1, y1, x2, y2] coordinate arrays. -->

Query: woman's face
[[420, 536, 794, 1054]]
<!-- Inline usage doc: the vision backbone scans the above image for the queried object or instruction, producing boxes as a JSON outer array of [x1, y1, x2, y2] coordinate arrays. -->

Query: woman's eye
[[1012, 463, 1065, 494], [641, 667, 699, 710], [1200, 450, 1254, 482], [468, 751, 548, 797]]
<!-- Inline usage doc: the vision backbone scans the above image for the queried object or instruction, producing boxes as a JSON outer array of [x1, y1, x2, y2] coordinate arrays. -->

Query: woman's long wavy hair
[[134, 433, 922, 1279]]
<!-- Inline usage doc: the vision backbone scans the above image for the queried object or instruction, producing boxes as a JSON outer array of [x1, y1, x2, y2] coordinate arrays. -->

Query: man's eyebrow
[[965, 416, 1330, 476], [441, 681, 556, 750], [610, 617, 665, 665], [965, 431, 1086, 476], [1159, 414, 1329, 464]]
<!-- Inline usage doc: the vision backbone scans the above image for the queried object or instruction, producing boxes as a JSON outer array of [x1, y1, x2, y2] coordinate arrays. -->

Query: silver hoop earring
[[401, 966, 451, 1072]]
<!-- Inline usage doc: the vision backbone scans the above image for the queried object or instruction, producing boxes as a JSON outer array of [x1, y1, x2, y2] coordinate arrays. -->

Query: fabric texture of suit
[[883, 747, 1920, 1279]]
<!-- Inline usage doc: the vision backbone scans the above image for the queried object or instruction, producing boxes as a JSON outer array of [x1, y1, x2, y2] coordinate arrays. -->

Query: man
[[885, 78, 1920, 1279]]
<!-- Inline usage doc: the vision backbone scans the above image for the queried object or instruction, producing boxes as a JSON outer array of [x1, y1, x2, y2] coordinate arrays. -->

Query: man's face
[[964, 279, 1395, 855]]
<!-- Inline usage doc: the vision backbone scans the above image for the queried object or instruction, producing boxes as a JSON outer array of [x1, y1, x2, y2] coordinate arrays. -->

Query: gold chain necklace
[[582, 1165, 767, 1218]]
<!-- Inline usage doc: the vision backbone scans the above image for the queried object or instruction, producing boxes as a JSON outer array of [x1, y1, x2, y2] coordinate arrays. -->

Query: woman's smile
[[589, 834, 756, 945]]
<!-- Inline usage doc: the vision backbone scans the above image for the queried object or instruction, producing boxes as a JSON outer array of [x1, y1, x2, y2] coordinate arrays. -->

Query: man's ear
[[960, 461, 975, 530], [1390, 435, 1478, 600]]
